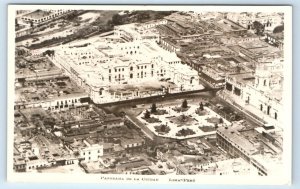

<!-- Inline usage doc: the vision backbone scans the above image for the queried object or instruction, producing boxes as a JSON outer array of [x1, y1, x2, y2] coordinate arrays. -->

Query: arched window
[[190, 77, 195, 84], [267, 106, 271, 115], [130, 66, 133, 71]]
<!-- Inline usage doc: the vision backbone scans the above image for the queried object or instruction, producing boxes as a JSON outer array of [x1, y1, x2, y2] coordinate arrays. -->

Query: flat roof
[[23, 10, 52, 19], [218, 125, 258, 155], [228, 73, 255, 85]]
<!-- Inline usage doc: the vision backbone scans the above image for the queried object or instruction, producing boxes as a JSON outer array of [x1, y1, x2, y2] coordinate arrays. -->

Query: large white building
[[50, 21, 201, 104], [114, 20, 167, 42], [80, 140, 104, 162], [223, 58, 283, 127]]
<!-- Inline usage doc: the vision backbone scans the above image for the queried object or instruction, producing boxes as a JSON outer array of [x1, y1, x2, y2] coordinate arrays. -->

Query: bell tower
[[255, 64, 271, 91]]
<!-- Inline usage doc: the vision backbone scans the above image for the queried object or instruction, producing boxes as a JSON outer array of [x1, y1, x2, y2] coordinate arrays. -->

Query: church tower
[[255, 64, 271, 91]]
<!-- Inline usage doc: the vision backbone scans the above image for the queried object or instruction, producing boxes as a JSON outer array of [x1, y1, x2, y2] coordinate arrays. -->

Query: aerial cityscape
[[12, 8, 286, 178]]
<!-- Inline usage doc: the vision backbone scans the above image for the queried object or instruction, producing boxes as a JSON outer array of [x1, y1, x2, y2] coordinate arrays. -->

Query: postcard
[[7, 5, 292, 185]]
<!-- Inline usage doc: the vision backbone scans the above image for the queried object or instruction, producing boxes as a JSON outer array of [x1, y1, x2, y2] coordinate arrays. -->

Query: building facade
[[80, 140, 104, 162], [224, 59, 283, 126], [50, 23, 201, 104]]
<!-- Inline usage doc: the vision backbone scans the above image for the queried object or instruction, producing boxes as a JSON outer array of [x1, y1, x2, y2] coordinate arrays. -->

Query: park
[[137, 99, 231, 139]]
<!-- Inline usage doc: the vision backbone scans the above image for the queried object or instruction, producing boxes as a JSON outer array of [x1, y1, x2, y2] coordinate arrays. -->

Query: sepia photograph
[[7, 5, 292, 184]]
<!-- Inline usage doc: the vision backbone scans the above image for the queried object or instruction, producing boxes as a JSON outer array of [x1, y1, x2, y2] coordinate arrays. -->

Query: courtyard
[[137, 100, 231, 139]]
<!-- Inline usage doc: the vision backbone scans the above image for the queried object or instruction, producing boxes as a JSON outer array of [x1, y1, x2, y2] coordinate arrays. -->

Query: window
[[130, 66, 133, 71], [122, 68, 124, 71], [109, 69, 111, 73]]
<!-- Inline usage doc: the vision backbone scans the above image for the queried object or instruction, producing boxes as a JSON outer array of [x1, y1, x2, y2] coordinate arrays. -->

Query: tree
[[112, 14, 123, 25], [151, 103, 157, 113], [252, 21, 265, 36], [182, 99, 188, 108], [273, 25, 284, 33], [136, 11, 150, 22], [106, 19, 113, 27], [144, 110, 151, 119], [160, 124, 166, 132], [199, 102, 204, 111], [43, 50, 55, 57], [219, 118, 223, 124]]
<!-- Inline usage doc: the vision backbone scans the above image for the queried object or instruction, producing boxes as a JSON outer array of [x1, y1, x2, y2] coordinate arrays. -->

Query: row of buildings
[[223, 58, 283, 126], [19, 9, 72, 25], [216, 124, 283, 176]]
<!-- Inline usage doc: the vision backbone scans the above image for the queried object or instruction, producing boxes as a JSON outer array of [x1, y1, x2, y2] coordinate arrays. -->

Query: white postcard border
[[7, 4, 293, 185]]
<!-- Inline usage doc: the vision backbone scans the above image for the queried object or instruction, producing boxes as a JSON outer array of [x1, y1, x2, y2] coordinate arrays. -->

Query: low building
[[120, 138, 145, 153], [13, 156, 26, 172], [80, 140, 103, 162], [266, 32, 284, 49], [116, 159, 151, 173], [103, 114, 124, 129], [216, 124, 283, 176], [21, 9, 72, 25]]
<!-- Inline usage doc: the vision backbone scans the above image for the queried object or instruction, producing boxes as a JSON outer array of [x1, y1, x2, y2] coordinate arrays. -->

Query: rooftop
[[23, 10, 52, 19], [15, 75, 87, 104], [217, 125, 258, 155]]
